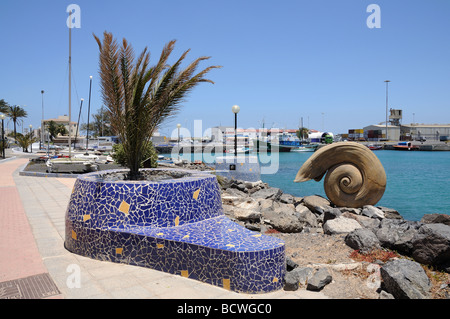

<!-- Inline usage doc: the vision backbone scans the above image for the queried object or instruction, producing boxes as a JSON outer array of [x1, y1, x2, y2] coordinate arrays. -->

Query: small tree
[[296, 127, 309, 140], [16, 132, 38, 152], [47, 121, 57, 141], [112, 141, 158, 169], [94, 31, 221, 180]]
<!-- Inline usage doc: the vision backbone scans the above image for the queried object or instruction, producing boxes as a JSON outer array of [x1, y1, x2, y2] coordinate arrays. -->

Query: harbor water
[[163, 150, 450, 221]]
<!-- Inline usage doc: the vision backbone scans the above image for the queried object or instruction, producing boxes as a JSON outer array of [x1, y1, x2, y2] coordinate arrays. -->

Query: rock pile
[[218, 177, 450, 298]]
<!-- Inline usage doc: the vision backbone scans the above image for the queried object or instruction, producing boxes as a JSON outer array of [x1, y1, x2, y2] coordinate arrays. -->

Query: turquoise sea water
[[260, 150, 449, 221], [163, 150, 450, 221]]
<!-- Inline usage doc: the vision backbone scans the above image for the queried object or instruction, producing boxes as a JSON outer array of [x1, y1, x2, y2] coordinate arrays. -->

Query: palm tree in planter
[[94, 32, 221, 180]]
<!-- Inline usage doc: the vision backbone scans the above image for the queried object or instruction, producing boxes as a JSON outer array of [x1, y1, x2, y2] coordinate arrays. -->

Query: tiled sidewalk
[[0, 156, 327, 299], [0, 158, 48, 283]]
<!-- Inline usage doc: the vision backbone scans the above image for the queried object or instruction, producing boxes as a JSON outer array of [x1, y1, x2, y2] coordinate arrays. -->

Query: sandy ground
[[269, 231, 381, 299]]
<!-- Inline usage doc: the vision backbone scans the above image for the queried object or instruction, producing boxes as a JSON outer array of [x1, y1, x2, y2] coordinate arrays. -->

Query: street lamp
[[0, 114, 5, 159], [29, 124, 33, 153], [384, 80, 390, 141], [85, 76, 93, 155], [232, 105, 240, 156], [41, 90, 44, 150]]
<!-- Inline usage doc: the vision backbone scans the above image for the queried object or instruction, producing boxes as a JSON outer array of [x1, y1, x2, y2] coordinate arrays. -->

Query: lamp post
[[384, 80, 390, 141], [85, 76, 93, 155], [0, 114, 5, 159], [232, 105, 240, 156], [75, 98, 84, 148], [29, 124, 33, 153], [41, 90, 44, 150]]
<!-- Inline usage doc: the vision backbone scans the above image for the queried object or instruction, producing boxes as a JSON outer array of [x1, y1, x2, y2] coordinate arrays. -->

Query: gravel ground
[[269, 231, 381, 299]]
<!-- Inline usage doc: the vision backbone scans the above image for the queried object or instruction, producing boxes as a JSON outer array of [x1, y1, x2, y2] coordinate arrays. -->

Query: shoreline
[[154, 140, 450, 154]]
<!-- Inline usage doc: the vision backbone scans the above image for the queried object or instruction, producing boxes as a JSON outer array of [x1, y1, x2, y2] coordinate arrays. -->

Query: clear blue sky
[[1, 0, 449, 137]]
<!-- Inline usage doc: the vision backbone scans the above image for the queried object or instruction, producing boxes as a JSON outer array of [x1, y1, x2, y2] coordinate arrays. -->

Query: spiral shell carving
[[294, 142, 386, 208]]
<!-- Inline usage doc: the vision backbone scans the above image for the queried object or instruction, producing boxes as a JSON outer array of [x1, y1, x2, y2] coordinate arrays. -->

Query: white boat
[[74, 153, 100, 161], [225, 147, 251, 154], [46, 157, 98, 173], [291, 145, 318, 152]]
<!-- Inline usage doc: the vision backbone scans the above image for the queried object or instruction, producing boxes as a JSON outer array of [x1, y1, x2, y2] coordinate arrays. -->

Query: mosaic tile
[[65, 168, 285, 293]]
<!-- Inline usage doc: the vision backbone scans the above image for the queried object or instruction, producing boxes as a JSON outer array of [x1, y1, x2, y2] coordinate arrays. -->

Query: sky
[[1, 0, 449, 138]]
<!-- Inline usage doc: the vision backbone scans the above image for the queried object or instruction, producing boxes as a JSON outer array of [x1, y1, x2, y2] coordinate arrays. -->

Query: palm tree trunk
[[128, 160, 140, 180], [13, 120, 17, 141]]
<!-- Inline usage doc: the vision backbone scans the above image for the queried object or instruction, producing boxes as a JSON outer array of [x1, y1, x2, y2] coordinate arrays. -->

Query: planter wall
[[65, 168, 285, 293]]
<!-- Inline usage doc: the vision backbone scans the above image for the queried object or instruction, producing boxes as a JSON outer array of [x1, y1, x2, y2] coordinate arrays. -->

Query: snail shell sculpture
[[294, 142, 386, 208]]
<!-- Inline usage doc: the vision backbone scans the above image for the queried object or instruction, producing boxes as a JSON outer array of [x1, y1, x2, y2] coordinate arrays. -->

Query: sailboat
[[46, 10, 99, 173]]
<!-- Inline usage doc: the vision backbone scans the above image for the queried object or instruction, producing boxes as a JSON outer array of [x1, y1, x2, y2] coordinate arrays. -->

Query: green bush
[[112, 141, 158, 169]]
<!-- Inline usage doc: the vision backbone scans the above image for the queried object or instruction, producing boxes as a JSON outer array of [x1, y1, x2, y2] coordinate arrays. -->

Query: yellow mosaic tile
[[71, 230, 77, 240], [193, 189, 200, 200], [83, 214, 91, 222], [181, 270, 189, 278], [118, 200, 130, 215], [223, 278, 230, 290], [116, 248, 123, 254], [156, 243, 164, 249], [175, 216, 180, 226]]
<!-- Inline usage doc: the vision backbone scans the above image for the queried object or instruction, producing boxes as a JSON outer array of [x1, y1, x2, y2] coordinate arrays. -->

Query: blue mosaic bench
[[65, 168, 285, 293]]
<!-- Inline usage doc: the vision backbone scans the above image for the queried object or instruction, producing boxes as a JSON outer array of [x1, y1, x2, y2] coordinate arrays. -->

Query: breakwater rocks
[[217, 176, 450, 299]]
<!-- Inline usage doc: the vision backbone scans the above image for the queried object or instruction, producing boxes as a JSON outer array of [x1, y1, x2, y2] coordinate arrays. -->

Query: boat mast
[[68, 11, 72, 158]]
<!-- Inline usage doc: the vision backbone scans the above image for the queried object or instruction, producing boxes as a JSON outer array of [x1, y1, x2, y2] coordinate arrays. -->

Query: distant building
[[361, 123, 450, 141], [362, 124, 400, 141], [401, 124, 450, 141], [42, 115, 77, 136]]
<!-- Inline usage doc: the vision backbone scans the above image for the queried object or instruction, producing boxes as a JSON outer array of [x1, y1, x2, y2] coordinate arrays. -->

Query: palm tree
[[16, 132, 38, 152], [0, 99, 9, 114], [47, 120, 68, 141], [94, 32, 221, 180], [8, 105, 28, 141]]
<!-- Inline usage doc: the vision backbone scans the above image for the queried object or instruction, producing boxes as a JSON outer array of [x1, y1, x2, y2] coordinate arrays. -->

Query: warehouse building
[[400, 124, 450, 141]]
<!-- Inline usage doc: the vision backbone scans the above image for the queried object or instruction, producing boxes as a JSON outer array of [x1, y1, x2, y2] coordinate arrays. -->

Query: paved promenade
[[0, 153, 327, 299]]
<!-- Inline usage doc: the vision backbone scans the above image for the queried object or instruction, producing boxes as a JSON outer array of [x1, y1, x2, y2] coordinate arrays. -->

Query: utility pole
[[41, 90, 44, 150]]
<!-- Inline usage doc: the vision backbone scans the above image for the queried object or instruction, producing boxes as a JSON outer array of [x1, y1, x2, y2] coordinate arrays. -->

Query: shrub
[[112, 141, 158, 169]]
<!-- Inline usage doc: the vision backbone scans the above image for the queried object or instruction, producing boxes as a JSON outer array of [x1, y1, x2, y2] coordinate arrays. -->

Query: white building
[[401, 124, 450, 141], [363, 124, 400, 141]]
